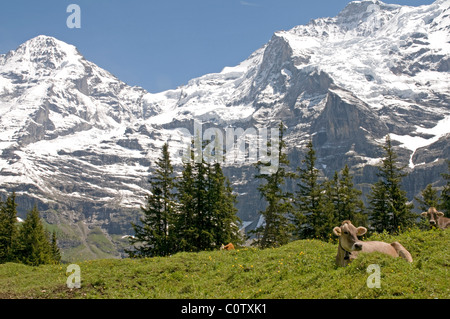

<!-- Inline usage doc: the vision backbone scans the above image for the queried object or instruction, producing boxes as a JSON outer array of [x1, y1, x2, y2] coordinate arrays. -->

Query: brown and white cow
[[220, 243, 235, 251], [333, 220, 413, 267], [421, 207, 450, 230]]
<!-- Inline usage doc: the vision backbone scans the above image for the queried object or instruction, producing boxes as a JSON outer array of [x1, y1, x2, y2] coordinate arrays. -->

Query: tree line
[[0, 193, 61, 265], [252, 123, 449, 248], [127, 122, 450, 255], [126, 142, 242, 258]]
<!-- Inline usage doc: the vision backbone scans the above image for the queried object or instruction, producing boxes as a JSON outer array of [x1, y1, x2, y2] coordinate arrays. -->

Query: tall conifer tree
[[128, 143, 176, 257], [16, 205, 53, 266], [320, 176, 339, 240], [321, 165, 366, 239], [334, 165, 366, 226], [294, 139, 323, 239], [368, 135, 415, 233], [207, 162, 241, 248], [440, 160, 450, 217], [252, 122, 295, 248], [415, 184, 439, 212], [193, 154, 214, 251], [50, 231, 61, 264], [176, 137, 240, 252], [175, 146, 198, 252], [0, 193, 18, 263]]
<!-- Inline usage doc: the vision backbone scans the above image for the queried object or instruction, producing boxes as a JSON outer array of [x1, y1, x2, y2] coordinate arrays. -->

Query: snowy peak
[[336, 0, 400, 24], [1, 35, 82, 77], [289, 0, 449, 40], [427, 0, 450, 32], [0, 34, 159, 149], [336, 1, 401, 37]]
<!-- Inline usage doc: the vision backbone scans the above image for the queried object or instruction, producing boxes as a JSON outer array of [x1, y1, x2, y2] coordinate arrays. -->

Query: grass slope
[[0, 228, 448, 299]]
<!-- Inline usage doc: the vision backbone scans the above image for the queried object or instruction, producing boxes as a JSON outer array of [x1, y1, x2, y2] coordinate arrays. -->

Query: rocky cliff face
[[1, 0, 449, 260]]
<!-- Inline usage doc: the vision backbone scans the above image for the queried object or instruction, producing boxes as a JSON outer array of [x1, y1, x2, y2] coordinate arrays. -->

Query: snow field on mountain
[[391, 114, 450, 168]]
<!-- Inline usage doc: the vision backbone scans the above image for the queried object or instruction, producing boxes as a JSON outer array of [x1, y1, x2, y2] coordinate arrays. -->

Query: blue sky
[[0, 0, 435, 93]]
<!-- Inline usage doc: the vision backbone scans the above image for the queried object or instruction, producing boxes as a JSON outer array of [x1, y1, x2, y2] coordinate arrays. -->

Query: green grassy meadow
[[0, 228, 448, 299]]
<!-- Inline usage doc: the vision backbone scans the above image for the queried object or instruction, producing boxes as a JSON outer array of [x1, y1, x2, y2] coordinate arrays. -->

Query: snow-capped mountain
[[1, 0, 449, 260]]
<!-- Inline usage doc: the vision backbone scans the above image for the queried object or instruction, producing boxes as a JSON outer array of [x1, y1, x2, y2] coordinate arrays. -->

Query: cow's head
[[421, 207, 444, 227], [333, 220, 367, 252]]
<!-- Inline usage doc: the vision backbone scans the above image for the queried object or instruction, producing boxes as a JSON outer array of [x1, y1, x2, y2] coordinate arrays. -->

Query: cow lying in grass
[[421, 207, 450, 230], [220, 243, 235, 251], [333, 220, 413, 267]]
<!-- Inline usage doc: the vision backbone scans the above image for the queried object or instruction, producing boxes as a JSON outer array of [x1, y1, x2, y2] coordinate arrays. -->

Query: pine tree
[[50, 231, 61, 264], [128, 143, 176, 257], [0, 196, 5, 263], [415, 184, 439, 212], [153, 142, 177, 254], [368, 180, 390, 232], [194, 139, 241, 251], [368, 135, 415, 234], [176, 137, 241, 252], [16, 205, 53, 266], [335, 165, 366, 226], [0, 193, 18, 263], [321, 176, 339, 240], [252, 122, 295, 248], [321, 165, 366, 239], [207, 162, 241, 248], [293, 139, 324, 239], [440, 160, 450, 217], [175, 147, 198, 252], [192, 155, 214, 251]]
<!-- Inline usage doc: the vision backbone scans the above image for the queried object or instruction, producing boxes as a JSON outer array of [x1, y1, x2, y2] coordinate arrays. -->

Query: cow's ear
[[356, 227, 367, 236], [437, 212, 444, 217], [421, 212, 428, 217], [333, 227, 342, 237]]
